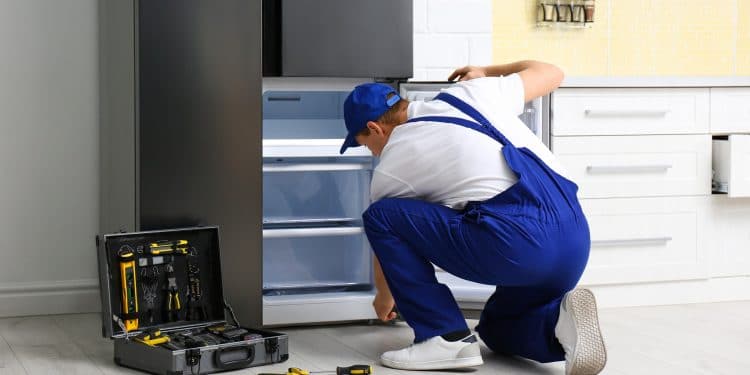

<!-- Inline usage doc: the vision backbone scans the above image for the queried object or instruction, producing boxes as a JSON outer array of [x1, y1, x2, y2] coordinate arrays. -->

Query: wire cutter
[[165, 263, 181, 321]]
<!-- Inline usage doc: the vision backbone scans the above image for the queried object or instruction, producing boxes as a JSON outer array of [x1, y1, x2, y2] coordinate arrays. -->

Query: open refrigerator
[[261, 81, 549, 325]]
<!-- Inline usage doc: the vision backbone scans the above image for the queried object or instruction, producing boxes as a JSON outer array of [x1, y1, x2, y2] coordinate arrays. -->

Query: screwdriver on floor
[[259, 364, 372, 375]]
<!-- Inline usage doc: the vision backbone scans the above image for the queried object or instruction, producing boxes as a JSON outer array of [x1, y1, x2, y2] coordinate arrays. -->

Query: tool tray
[[97, 226, 288, 374]]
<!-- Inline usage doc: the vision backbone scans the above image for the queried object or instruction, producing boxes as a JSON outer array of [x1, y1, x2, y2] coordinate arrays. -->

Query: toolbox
[[97, 226, 289, 374]]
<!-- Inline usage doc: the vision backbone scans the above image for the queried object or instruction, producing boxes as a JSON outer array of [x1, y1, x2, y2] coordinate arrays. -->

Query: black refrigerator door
[[268, 0, 412, 78], [137, 0, 264, 327]]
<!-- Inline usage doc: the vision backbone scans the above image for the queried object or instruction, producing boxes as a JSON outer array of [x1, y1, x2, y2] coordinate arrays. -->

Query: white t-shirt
[[370, 74, 570, 210]]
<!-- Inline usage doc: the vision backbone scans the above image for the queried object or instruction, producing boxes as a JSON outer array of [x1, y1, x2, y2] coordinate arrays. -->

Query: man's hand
[[373, 291, 398, 322], [448, 65, 487, 81], [449, 61, 564, 102]]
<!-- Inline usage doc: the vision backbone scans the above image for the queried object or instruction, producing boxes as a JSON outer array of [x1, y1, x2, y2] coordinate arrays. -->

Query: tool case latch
[[265, 337, 279, 355], [186, 348, 201, 367]]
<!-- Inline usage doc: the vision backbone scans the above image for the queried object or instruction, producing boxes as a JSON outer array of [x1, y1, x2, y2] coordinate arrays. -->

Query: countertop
[[561, 76, 750, 88]]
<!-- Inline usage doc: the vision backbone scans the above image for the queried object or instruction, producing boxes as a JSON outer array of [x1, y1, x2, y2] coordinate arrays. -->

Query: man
[[339, 60, 606, 375]]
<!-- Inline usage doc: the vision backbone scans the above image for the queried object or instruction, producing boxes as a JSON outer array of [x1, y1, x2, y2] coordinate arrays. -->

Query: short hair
[[357, 94, 407, 137]]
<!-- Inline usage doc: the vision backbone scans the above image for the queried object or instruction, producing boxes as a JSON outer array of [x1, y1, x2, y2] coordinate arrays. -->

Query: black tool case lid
[[97, 226, 228, 339]]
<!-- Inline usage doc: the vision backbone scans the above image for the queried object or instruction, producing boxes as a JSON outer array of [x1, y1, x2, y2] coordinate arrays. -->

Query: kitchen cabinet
[[551, 88, 709, 136], [553, 134, 711, 198], [550, 81, 750, 306], [709, 196, 750, 277], [579, 196, 708, 285], [710, 88, 750, 133]]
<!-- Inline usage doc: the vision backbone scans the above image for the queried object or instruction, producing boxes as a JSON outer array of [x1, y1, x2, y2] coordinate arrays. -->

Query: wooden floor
[[0, 301, 749, 375]]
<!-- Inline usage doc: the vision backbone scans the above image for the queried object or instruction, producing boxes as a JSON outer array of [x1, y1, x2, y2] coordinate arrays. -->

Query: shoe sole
[[567, 289, 607, 375], [381, 355, 483, 370]]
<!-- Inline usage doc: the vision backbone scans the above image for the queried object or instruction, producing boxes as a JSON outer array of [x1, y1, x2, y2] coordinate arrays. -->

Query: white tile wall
[[412, 0, 493, 81]]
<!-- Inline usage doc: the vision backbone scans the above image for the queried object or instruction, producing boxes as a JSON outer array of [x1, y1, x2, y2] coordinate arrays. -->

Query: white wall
[[412, 0, 493, 81], [0, 0, 99, 316]]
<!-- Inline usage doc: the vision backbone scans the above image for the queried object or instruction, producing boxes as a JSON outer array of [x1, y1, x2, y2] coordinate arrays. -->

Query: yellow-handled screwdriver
[[333, 365, 372, 375], [260, 365, 372, 375]]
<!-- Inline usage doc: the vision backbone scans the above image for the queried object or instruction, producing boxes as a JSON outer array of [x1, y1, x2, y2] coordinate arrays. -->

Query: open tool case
[[97, 227, 289, 374]]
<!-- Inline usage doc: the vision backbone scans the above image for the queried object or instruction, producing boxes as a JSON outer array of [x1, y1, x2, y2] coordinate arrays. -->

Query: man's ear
[[366, 121, 383, 135]]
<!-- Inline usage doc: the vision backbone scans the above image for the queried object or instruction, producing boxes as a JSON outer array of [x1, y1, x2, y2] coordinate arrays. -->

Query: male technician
[[339, 60, 607, 375]]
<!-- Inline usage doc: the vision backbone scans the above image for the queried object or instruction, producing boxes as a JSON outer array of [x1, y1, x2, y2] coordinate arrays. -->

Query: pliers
[[165, 263, 181, 321]]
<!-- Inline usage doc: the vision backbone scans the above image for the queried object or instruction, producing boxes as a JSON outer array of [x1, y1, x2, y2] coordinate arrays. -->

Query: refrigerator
[[260, 80, 550, 325], [99, 0, 414, 329]]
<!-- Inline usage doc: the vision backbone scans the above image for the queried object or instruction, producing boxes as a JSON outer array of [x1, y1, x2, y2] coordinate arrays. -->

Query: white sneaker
[[555, 288, 607, 375], [380, 334, 483, 370]]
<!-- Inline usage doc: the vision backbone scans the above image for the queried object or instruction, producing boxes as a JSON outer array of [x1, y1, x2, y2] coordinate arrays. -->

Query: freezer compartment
[[263, 90, 348, 140], [262, 227, 372, 295], [263, 158, 372, 227]]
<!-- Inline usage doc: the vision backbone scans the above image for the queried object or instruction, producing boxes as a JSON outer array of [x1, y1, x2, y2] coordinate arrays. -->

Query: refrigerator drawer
[[262, 227, 372, 294], [263, 160, 372, 226], [262, 91, 346, 140]]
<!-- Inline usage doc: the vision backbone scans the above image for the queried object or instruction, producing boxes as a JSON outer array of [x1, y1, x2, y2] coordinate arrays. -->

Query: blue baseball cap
[[340, 83, 401, 154]]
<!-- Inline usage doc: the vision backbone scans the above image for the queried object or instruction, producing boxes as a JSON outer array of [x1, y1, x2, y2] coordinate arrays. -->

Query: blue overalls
[[362, 92, 590, 363]]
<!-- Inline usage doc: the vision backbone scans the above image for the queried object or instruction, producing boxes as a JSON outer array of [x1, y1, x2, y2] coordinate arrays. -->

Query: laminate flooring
[[1, 301, 748, 375]]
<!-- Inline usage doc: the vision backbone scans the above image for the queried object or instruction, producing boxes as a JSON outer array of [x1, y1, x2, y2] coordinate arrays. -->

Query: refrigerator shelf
[[262, 226, 363, 239], [262, 217, 360, 229], [263, 281, 371, 295], [263, 162, 371, 172], [263, 139, 372, 158]]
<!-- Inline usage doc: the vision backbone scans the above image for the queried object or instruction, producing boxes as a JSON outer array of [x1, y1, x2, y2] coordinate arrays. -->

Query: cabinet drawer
[[712, 135, 750, 198], [710, 88, 750, 134], [553, 135, 711, 198], [579, 197, 709, 285], [709, 196, 750, 277], [552, 88, 709, 136]]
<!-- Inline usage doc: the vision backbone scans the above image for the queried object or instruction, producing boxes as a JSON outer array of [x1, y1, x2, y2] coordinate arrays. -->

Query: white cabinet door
[[708, 196, 750, 277], [712, 135, 750, 198], [553, 135, 711, 198], [579, 197, 709, 286], [552, 88, 709, 136], [710, 88, 750, 134]]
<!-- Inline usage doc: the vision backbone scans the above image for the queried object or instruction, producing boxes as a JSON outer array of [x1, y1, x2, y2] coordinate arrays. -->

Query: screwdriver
[[332, 365, 372, 375], [261, 365, 372, 375]]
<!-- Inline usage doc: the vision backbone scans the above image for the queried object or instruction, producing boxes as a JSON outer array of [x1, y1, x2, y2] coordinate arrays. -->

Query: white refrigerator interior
[[262, 90, 377, 325]]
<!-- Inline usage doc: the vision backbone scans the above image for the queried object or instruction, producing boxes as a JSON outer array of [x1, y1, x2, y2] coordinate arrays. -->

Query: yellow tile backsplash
[[494, 0, 740, 76], [737, 0, 750, 74]]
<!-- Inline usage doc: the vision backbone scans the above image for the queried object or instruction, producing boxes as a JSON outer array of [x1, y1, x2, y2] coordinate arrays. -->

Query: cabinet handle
[[267, 96, 301, 101], [586, 165, 672, 174], [584, 109, 669, 118], [592, 236, 673, 248], [263, 163, 371, 172], [263, 227, 363, 239]]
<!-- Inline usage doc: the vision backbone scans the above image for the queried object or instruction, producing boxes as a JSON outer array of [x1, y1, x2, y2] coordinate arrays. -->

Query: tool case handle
[[214, 344, 255, 370]]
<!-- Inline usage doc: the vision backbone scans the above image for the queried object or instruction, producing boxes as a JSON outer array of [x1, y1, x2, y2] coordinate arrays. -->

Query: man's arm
[[448, 60, 564, 102], [373, 255, 398, 321]]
